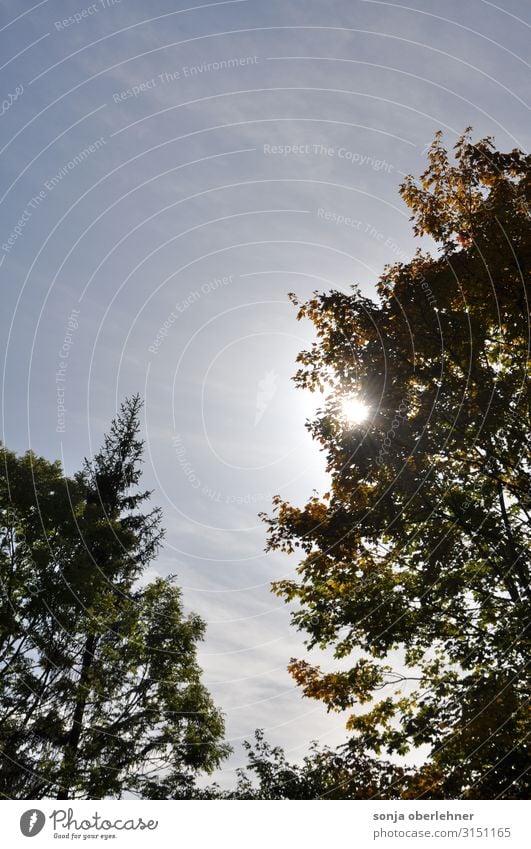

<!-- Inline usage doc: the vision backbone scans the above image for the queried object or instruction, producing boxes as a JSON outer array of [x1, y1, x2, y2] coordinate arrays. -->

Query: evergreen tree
[[0, 396, 229, 798]]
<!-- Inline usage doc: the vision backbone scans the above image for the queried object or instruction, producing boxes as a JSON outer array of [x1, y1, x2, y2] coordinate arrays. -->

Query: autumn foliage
[[264, 131, 531, 799]]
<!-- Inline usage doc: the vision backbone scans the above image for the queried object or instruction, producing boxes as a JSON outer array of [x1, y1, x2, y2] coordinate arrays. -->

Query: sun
[[340, 395, 370, 425]]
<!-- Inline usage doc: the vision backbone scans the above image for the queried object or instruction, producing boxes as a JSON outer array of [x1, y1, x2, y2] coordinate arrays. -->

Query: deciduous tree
[[264, 132, 531, 799], [193, 729, 409, 799]]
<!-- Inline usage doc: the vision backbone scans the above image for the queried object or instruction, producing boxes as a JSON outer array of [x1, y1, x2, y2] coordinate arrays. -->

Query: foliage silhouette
[[0, 396, 229, 799], [263, 131, 530, 799]]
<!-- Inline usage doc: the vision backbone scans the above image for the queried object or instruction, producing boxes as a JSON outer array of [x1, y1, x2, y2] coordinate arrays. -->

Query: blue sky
[[1, 0, 529, 785]]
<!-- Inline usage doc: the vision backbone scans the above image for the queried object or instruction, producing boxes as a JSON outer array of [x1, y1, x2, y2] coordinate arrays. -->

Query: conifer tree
[[0, 396, 229, 798]]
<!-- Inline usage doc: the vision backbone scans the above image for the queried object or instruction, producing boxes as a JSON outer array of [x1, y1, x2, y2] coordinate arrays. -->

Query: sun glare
[[340, 396, 370, 425]]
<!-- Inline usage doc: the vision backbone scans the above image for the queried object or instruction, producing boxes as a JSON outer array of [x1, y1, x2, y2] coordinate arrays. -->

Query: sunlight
[[300, 388, 325, 423], [340, 395, 370, 425]]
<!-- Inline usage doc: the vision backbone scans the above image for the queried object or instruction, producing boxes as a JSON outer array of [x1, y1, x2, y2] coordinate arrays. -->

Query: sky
[[1, 0, 529, 786]]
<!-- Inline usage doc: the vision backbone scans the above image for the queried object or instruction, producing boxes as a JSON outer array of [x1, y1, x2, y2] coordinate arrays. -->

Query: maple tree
[[264, 131, 531, 799]]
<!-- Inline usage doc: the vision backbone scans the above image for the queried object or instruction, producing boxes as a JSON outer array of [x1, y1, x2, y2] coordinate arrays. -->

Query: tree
[[192, 730, 409, 799], [264, 131, 531, 799], [0, 396, 229, 798]]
